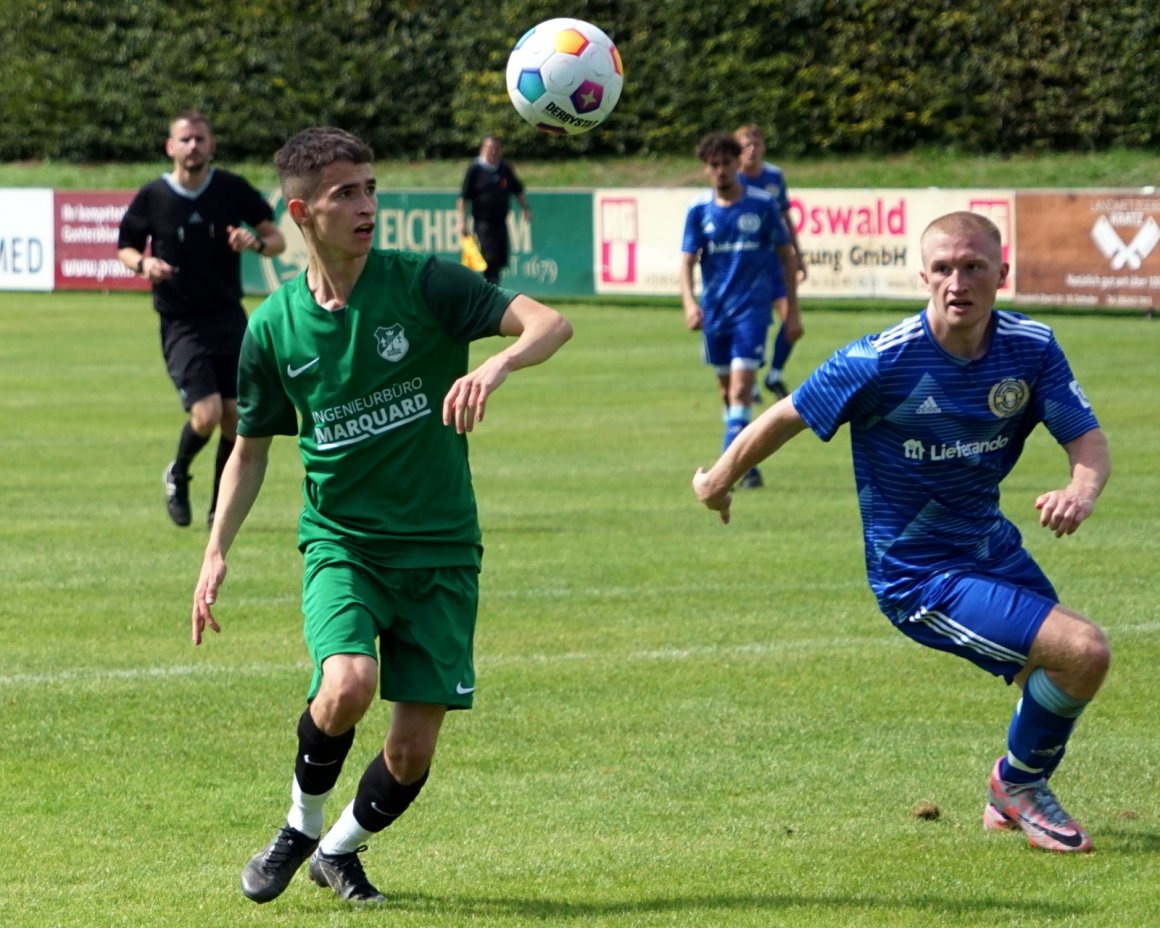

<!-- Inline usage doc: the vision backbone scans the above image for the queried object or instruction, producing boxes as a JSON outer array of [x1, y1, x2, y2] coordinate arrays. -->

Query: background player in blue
[[680, 132, 800, 490], [692, 212, 1111, 853], [118, 110, 286, 529], [735, 123, 806, 400]]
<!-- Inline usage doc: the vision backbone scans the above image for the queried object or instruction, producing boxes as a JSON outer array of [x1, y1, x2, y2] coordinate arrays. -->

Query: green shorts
[[301, 541, 479, 708]]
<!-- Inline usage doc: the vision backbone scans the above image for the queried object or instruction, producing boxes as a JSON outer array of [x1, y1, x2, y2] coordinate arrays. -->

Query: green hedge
[[1, 0, 1156, 162]]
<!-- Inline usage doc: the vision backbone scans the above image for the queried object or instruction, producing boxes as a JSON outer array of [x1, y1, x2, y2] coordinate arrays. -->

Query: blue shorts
[[891, 563, 1057, 684], [702, 316, 770, 370]]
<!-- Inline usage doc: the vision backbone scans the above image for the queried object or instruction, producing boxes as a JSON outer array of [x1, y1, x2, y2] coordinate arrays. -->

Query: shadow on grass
[[302, 888, 1089, 920], [1097, 826, 1160, 854]]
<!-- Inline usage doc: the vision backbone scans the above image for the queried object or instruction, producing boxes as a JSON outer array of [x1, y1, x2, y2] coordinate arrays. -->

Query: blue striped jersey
[[681, 186, 790, 331], [793, 309, 1100, 607]]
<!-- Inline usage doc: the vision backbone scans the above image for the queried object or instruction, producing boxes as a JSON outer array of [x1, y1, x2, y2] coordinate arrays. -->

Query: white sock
[[286, 777, 330, 840], [319, 800, 374, 856]]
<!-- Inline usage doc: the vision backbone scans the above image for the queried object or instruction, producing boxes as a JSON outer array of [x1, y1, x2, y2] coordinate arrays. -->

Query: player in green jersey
[[190, 126, 572, 905]]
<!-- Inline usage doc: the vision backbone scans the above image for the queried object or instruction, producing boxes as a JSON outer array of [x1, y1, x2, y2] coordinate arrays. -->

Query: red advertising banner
[[1014, 191, 1160, 309], [54, 190, 148, 291], [593, 187, 1016, 300], [788, 189, 1015, 300]]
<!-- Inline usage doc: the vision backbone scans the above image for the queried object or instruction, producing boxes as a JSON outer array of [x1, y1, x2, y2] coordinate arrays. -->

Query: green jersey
[[237, 250, 514, 567]]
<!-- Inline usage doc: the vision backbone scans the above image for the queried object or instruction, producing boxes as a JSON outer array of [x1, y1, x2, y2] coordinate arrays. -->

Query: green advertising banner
[[245, 190, 594, 298]]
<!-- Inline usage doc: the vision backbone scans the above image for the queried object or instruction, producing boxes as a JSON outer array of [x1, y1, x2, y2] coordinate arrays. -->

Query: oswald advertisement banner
[[0, 189, 55, 291], [1014, 191, 1160, 309], [248, 190, 594, 298], [788, 188, 1016, 300], [593, 187, 1016, 300]]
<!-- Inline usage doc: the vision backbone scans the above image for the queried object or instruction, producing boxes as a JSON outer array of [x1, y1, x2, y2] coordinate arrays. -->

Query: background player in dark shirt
[[456, 136, 531, 284], [118, 109, 286, 528]]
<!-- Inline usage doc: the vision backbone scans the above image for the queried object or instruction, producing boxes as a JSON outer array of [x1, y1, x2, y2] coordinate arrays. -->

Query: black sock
[[352, 754, 429, 833], [174, 422, 210, 477], [294, 708, 355, 796], [210, 436, 235, 512]]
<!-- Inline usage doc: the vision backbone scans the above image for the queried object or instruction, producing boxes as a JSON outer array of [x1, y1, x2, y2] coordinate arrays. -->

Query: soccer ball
[[506, 18, 624, 135]]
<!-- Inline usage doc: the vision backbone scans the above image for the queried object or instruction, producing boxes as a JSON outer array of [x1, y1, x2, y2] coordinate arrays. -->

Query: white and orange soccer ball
[[506, 18, 624, 135]]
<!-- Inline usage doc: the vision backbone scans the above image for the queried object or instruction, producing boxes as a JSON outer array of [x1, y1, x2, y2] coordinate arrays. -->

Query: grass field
[[1, 291, 1158, 927]]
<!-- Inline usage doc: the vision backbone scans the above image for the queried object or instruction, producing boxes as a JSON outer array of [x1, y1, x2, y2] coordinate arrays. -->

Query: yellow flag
[[460, 235, 488, 272]]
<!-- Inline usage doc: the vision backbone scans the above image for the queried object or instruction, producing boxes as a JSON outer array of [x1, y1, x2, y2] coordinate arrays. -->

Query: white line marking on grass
[[0, 661, 308, 689], [1112, 620, 1160, 635], [31, 614, 1158, 689], [484, 580, 865, 600], [5, 618, 1150, 691], [0, 636, 901, 690], [482, 636, 897, 669]]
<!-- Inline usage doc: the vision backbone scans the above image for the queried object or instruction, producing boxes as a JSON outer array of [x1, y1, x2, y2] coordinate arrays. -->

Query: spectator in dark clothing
[[456, 136, 531, 284]]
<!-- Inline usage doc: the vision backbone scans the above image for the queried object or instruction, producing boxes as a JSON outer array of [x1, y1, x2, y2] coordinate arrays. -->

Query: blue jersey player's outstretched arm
[[692, 394, 808, 523]]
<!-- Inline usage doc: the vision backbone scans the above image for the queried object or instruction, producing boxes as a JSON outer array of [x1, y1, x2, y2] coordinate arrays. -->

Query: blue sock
[[771, 326, 793, 372], [1001, 668, 1087, 783], [723, 405, 749, 452]]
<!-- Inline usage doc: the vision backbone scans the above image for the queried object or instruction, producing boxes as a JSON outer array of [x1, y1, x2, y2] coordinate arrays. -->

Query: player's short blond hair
[[920, 212, 1002, 263], [734, 123, 764, 142]]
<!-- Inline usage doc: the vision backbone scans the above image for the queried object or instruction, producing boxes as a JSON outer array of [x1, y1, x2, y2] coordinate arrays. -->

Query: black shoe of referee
[[163, 461, 192, 527]]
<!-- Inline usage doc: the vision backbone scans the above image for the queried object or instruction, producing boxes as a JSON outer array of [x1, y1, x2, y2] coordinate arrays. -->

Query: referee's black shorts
[[473, 220, 510, 273], [161, 326, 242, 410]]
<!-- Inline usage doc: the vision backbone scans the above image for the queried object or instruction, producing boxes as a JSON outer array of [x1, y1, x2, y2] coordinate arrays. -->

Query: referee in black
[[118, 110, 285, 529], [456, 136, 531, 284]]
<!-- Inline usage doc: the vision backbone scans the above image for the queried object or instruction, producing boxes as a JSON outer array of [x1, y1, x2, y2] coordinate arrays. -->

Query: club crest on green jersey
[[374, 325, 409, 362]]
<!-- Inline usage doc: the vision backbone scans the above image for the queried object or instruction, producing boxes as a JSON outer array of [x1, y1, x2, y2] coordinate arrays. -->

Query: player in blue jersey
[[680, 132, 800, 490], [693, 211, 1111, 853], [736, 124, 806, 401]]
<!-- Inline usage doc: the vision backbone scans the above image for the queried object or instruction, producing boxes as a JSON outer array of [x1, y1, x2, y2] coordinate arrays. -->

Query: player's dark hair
[[697, 132, 742, 163], [274, 127, 375, 201]]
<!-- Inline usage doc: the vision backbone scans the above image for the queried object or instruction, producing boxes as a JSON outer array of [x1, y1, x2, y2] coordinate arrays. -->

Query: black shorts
[[161, 327, 242, 411], [473, 220, 510, 271]]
